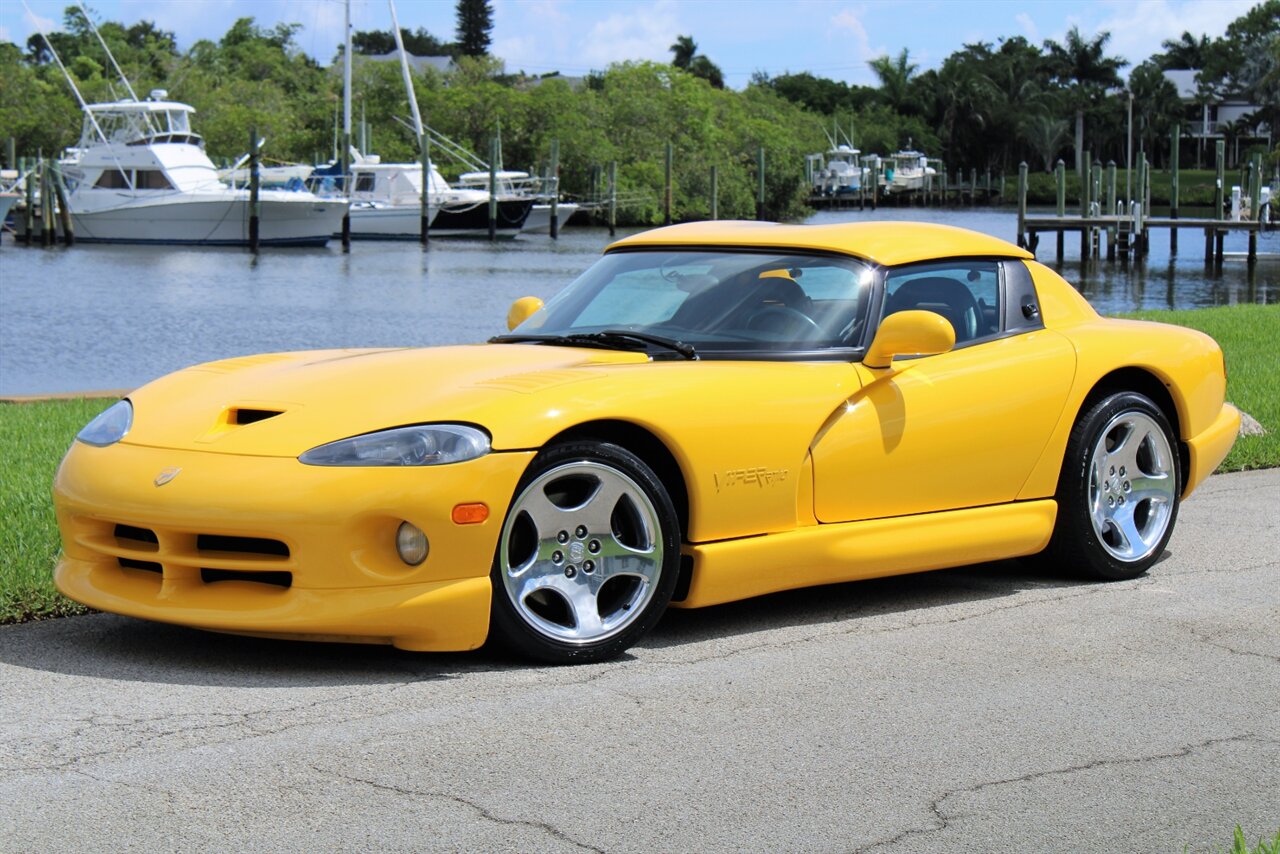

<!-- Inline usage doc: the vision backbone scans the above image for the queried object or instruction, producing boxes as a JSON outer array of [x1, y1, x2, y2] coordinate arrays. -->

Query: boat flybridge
[[60, 93, 347, 246], [455, 169, 578, 235]]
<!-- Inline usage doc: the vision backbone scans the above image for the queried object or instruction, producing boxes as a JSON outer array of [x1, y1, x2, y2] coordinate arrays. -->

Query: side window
[[94, 169, 131, 189], [882, 260, 1001, 345], [135, 170, 174, 190], [354, 173, 376, 193]]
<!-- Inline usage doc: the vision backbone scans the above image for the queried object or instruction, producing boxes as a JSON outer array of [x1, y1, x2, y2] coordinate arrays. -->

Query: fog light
[[396, 522, 429, 566]]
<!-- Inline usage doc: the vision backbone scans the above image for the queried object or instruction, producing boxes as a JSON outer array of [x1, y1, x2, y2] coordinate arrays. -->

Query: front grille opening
[[231, 408, 283, 425], [119, 557, 162, 573], [200, 568, 292, 588], [196, 534, 289, 557], [114, 524, 158, 546]]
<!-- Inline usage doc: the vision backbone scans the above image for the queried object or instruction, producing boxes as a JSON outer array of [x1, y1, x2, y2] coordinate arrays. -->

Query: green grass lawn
[[1, 304, 1275, 623], [0, 397, 112, 623], [1118, 305, 1280, 472]]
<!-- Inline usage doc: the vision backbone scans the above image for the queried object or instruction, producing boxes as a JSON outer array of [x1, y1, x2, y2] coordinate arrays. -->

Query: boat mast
[[78, 2, 140, 102], [388, 0, 430, 243], [342, 0, 352, 171]]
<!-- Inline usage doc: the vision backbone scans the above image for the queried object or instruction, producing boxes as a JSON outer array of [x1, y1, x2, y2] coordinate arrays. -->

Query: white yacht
[[456, 169, 579, 234], [59, 94, 347, 246], [885, 150, 937, 194], [334, 156, 532, 239]]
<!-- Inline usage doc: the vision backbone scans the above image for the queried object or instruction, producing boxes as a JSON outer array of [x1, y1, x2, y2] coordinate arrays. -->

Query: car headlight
[[298, 424, 491, 467], [76, 400, 133, 447]]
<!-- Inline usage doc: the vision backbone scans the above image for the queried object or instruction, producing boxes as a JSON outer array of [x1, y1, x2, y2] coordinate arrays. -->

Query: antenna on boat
[[21, 0, 108, 146], [77, 2, 140, 102]]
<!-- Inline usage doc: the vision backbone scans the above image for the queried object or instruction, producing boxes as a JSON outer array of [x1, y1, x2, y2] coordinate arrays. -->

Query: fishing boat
[[884, 150, 937, 194], [810, 144, 866, 196], [56, 95, 346, 246]]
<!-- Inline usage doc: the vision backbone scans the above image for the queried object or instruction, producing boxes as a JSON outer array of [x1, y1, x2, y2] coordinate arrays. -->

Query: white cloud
[[576, 0, 680, 68], [826, 6, 886, 85], [1044, 0, 1255, 67], [1015, 12, 1039, 43], [0, 25, 10, 44]]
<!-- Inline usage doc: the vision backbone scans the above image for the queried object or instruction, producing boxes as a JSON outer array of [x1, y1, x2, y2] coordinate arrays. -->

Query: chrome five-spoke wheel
[[1048, 391, 1181, 580], [489, 442, 680, 663], [1087, 410, 1177, 562]]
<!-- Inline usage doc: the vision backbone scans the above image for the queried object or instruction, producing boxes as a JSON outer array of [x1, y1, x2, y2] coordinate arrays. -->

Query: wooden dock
[[1014, 132, 1272, 265]]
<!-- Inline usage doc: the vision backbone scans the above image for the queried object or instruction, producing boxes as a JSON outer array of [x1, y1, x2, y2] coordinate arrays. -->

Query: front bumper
[[53, 441, 535, 650]]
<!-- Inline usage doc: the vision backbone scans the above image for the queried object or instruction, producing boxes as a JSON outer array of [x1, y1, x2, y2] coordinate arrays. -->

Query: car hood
[[121, 344, 651, 457]]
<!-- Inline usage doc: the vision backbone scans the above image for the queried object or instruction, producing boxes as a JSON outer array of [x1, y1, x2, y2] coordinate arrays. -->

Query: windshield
[[512, 249, 875, 356]]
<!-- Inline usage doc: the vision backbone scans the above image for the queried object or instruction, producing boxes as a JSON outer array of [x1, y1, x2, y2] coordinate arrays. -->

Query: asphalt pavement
[[2, 469, 1277, 853]]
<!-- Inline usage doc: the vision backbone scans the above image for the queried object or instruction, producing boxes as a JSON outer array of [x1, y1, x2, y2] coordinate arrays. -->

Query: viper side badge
[[154, 467, 181, 487]]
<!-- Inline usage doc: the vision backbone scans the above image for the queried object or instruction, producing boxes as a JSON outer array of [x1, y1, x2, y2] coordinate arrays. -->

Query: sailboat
[[334, 0, 531, 239]]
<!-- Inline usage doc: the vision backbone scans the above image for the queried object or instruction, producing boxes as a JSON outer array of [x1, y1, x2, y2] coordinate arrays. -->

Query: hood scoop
[[195, 404, 292, 444]]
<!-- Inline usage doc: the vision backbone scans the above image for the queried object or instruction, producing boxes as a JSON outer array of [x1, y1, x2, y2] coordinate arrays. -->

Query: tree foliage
[[2, 1, 1273, 212], [455, 0, 493, 58]]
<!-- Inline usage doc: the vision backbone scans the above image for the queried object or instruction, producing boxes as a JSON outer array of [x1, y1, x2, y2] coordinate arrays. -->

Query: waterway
[[1, 207, 1275, 396]]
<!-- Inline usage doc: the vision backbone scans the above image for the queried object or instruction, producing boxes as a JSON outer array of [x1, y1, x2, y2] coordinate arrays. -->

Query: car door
[[810, 259, 1077, 523]]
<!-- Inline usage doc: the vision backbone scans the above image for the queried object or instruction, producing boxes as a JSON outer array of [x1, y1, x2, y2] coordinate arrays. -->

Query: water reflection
[[1, 209, 1275, 396]]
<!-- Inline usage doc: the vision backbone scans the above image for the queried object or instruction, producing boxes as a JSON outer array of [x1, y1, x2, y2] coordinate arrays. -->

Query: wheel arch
[[1074, 367, 1189, 495], [546, 419, 691, 539]]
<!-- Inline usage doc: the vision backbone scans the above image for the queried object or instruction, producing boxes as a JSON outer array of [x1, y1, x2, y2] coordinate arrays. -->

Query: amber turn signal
[[452, 503, 489, 525]]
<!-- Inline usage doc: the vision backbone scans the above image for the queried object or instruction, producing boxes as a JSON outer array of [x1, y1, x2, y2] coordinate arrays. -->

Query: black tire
[[1046, 391, 1181, 580], [488, 441, 681, 664]]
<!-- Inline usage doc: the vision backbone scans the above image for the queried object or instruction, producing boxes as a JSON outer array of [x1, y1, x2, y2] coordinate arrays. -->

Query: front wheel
[[488, 441, 681, 664], [1047, 392, 1181, 580]]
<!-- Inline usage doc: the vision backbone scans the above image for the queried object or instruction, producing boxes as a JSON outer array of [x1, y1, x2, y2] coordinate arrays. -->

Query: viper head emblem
[[154, 467, 181, 487]]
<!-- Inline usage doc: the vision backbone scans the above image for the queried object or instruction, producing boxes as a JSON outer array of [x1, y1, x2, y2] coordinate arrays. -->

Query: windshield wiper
[[490, 330, 697, 360]]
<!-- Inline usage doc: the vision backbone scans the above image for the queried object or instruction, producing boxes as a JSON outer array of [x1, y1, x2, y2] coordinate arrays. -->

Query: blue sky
[[1, 0, 1258, 88]]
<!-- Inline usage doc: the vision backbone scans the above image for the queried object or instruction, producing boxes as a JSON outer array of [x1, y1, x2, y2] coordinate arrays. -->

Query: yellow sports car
[[53, 222, 1240, 663]]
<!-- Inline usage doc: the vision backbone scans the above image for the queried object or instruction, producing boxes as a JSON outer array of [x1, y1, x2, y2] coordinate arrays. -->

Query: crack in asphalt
[[1185, 626, 1280, 665], [848, 733, 1272, 853], [308, 764, 607, 853], [0, 689, 398, 773]]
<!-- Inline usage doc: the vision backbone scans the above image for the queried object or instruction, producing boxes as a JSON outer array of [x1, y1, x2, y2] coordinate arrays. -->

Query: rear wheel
[[1047, 392, 1180, 580], [489, 441, 681, 664]]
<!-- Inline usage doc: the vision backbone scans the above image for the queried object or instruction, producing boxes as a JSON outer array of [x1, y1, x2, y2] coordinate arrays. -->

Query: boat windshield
[[506, 249, 876, 357]]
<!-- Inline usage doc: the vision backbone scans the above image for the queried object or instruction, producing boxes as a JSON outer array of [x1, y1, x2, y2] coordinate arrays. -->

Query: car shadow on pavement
[[642, 557, 1101, 650], [0, 556, 1112, 687], [0, 613, 521, 688]]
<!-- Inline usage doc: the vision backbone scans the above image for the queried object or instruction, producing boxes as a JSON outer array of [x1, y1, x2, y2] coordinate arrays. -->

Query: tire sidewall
[[1056, 391, 1181, 580], [488, 440, 682, 664]]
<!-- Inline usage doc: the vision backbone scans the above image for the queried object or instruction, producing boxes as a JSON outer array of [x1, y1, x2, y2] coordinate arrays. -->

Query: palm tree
[[1159, 32, 1212, 70], [1044, 27, 1126, 175], [1022, 115, 1071, 171], [669, 35, 696, 70], [870, 48, 918, 113]]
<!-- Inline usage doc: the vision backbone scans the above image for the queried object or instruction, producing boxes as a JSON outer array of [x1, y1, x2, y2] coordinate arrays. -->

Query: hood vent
[[230, 408, 283, 425]]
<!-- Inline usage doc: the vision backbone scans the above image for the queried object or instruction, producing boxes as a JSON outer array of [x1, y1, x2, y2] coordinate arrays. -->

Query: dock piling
[[1248, 153, 1261, 265], [488, 136, 498, 241], [549, 138, 560, 239], [608, 161, 617, 236], [1016, 162, 1028, 250], [51, 160, 73, 246], [1080, 152, 1091, 260], [248, 127, 260, 253], [1170, 123, 1180, 253], [420, 131, 430, 245], [663, 141, 672, 226], [756, 146, 765, 221], [710, 165, 718, 221], [1054, 160, 1065, 260]]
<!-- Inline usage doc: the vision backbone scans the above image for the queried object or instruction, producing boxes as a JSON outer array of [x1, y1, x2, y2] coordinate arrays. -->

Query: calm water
[[1, 208, 1276, 395]]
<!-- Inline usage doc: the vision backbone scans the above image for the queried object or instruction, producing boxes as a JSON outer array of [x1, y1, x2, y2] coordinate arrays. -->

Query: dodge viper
[[52, 221, 1240, 663]]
